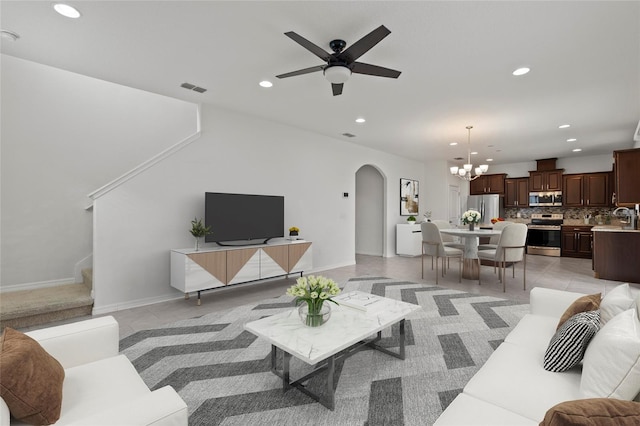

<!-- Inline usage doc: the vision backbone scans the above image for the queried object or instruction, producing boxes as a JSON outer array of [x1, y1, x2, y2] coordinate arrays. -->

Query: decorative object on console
[[288, 226, 299, 238], [423, 211, 432, 222], [449, 126, 489, 181], [286, 275, 341, 327], [400, 178, 419, 216], [407, 215, 416, 224], [462, 209, 481, 231], [543, 310, 600, 372], [189, 217, 211, 251], [0, 327, 65, 425]]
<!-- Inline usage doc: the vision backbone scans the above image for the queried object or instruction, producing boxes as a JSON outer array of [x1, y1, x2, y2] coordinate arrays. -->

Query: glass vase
[[298, 303, 331, 327]]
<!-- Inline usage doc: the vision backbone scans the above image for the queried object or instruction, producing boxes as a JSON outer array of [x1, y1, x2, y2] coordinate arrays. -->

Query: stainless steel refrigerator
[[467, 194, 504, 225]]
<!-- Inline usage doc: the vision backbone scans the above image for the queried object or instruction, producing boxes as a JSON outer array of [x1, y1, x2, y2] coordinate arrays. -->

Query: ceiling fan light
[[324, 66, 351, 84]]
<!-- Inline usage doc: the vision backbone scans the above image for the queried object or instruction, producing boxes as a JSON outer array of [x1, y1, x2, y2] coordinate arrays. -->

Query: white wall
[[355, 165, 384, 256], [92, 104, 426, 313]]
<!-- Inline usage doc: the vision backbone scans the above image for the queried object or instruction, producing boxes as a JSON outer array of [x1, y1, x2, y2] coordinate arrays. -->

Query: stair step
[[0, 283, 93, 330]]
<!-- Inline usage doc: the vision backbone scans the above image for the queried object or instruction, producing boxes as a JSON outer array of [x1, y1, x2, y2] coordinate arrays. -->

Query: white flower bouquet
[[286, 275, 341, 326], [462, 209, 481, 225]]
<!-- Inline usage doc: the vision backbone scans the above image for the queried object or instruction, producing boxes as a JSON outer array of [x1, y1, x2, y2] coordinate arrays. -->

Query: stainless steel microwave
[[529, 191, 562, 207]]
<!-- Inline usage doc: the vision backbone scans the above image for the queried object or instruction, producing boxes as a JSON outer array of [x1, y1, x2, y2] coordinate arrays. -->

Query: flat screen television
[[205, 192, 284, 244]]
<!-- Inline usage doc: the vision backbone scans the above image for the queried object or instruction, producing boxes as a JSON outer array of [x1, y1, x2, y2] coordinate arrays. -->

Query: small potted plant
[[190, 217, 211, 251], [407, 215, 417, 224], [289, 226, 300, 238]]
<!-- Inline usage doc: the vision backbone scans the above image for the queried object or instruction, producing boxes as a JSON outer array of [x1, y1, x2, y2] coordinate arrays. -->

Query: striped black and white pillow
[[544, 310, 600, 372]]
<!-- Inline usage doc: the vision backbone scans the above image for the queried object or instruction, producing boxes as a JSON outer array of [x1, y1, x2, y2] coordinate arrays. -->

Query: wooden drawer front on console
[[261, 245, 289, 278], [183, 251, 227, 291], [227, 248, 261, 285], [289, 242, 312, 273]]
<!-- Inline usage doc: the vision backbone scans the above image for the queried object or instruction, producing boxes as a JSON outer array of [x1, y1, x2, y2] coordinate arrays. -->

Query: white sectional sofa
[[435, 286, 640, 425], [0, 316, 187, 426]]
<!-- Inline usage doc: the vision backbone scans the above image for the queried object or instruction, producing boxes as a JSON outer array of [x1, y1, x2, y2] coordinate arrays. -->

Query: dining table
[[439, 228, 502, 280]]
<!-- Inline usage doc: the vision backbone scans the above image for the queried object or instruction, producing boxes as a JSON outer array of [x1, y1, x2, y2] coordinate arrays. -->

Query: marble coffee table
[[244, 291, 420, 410]]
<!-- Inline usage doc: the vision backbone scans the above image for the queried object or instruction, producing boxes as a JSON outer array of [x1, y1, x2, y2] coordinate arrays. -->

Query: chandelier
[[449, 125, 488, 181]]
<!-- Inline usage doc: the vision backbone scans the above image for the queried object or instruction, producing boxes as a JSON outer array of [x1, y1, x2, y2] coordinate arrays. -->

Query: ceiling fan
[[276, 25, 401, 96]]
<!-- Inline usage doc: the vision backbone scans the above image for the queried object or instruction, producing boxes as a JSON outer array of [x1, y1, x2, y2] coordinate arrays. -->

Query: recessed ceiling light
[[0, 30, 20, 41], [572, 148, 582, 152], [53, 3, 81, 18], [355, 118, 366, 123], [567, 138, 577, 142], [449, 142, 458, 146], [486, 158, 494, 162], [259, 80, 272, 88], [559, 124, 571, 129], [471, 151, 478, 155], [512, 67, 530, 76]]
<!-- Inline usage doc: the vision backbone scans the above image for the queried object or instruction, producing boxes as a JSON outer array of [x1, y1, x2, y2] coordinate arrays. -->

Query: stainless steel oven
[[526, 214, 563, 257], [529, 191, 563, 207]]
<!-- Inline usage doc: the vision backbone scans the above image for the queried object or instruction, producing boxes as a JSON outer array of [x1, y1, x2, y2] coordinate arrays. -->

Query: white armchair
[[0, 317, 187, 426]]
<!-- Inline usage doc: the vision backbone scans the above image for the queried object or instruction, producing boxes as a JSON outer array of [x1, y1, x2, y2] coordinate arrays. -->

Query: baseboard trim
[[1, 277, 75, 293], [92, 292, 185, 315]]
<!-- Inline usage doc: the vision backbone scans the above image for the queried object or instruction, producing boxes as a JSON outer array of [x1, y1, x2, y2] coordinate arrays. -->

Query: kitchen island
[[592, 226, 640, 284]]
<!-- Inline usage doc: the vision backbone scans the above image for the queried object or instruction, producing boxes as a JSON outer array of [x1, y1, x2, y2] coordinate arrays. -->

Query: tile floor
[[102, 253, 620, 338]]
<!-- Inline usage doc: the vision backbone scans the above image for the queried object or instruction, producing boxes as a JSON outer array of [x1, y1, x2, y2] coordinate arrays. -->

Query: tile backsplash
[[504, 206, 617, 224]]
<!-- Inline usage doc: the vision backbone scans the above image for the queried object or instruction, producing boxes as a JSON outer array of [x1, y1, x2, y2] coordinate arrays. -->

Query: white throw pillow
[[600, 283, 635, 325], [580, 308, 640, 400]]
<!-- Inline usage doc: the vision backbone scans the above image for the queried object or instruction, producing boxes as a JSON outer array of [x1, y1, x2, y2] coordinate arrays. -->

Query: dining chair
[[478, 221, 513, 250], [477, 223, 528, 291], [421, 222, 463, 284]]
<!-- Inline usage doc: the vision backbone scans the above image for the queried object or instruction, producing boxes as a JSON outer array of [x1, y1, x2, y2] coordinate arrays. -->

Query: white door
[[448, 185, 460, 226]]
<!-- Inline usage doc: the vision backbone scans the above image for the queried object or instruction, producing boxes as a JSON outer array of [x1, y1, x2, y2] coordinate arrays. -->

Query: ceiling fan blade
[[338, 25, 391, 63], [351, 62, 401, 78], [332, 83, 343, 96], [276, 65, 324, 79], [284, 31, 332, 62]]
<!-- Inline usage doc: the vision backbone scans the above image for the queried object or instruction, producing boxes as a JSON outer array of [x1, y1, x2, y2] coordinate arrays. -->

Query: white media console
[[171, 240, 312, 305]]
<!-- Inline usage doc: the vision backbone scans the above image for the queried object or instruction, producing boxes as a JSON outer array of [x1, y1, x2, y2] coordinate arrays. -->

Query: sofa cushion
[[56, 354, 151, 425], [540, 398, 640, 426], [544, 311, 600, 372], [463, 342, 582, 421], [556, 293, 600, 330], [433, 393, 537, 425], [0, 327, 65, 425], [581, 308, 640, 400], [600, 284, 635, 325], [504, 314, 558, 350]]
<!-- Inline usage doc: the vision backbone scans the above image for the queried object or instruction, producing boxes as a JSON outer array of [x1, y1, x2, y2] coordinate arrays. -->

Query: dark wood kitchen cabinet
[[563, 172, 610, 207], [529, 170, 563, 192], [470, 173, 507, 195], [614, 148, 640, 206], [504, 178, 529, 207], [561, 225, 593, 259]]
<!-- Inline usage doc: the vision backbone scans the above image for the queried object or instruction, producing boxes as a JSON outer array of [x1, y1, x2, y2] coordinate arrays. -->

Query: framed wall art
[[400, 178, 419, 216]]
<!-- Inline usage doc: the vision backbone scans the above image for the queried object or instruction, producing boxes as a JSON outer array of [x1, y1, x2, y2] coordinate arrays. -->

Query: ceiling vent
[[180, 82, 207, 93], [342, 133, 356, 138]]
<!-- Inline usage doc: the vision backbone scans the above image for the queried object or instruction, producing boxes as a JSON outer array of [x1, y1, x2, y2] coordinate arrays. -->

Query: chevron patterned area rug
[[120, 277, 529, 426]]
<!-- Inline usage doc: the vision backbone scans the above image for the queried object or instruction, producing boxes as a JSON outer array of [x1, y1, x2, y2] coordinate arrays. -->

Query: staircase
[[0, 269, 94, 330]]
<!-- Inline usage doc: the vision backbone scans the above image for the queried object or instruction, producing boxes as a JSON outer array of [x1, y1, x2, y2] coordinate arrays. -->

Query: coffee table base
[[270, 319, 406, 410]]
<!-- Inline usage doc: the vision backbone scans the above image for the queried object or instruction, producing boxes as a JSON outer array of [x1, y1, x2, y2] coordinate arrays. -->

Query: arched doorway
[[355, 165, 385, 257]]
